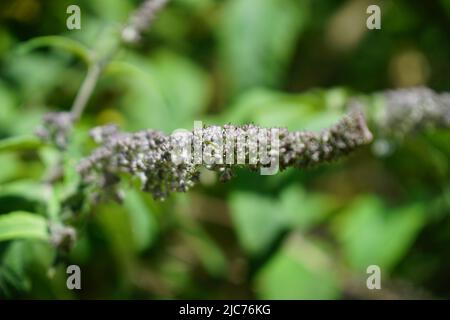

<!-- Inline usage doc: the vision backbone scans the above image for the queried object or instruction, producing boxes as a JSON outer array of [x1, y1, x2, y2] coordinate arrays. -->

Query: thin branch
[[351, 87, 450, 138], [70, 63, 102, 120]]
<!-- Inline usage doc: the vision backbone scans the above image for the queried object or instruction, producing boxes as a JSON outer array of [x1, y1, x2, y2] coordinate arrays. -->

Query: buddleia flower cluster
[[278, 110, 372, 168], [381, 87, 450, 137], [78, 125, 198, 201], [35, 112, 75, 149], [77, 111, 372, 201], [368, 87, 450, 138]]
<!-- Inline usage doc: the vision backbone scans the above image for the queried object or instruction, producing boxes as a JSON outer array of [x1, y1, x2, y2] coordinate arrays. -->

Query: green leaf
[[0, 135, 43, 153], [0, 154, 21, 183], [255, 237, 340, 299], [150, 50, 211, 128], [229, 185, 338, 256], [188, 230, 227, 277], [106, 56, 170, 132], [0, 240, 57, 298], [0, 212, 49, 242], [229, 192, 287, 256], [123, 189, 158, 252], [333, 196, 425, 273], [172, 193, 227, 276], [218, 0, 310, 95], [425, 130, 450, 158], [96, 200, 141, 265], [6, 54, 69, 104], [89, 0, 133, 22], [442, 0, 450, 19], [17, 36, 91, 65]]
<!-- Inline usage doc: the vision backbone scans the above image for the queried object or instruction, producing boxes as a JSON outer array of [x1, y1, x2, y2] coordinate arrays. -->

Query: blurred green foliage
[[0, 0, 449, 299]]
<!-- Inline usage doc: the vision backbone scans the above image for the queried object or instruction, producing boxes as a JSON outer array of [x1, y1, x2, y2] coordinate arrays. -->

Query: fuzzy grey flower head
[[78, 111, 372, 201], [78, 125, 199, 201], [378, 87, 450, 138], [35, 112, 75, 149], [49, 222, 77, 252]]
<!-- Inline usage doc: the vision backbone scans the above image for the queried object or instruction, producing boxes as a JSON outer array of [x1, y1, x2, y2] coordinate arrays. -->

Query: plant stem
[[69, 0, 170, 120], [70, 63, 103, 120]]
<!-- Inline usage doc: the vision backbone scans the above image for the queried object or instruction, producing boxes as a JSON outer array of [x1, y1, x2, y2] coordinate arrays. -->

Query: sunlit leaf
[[0, 212, 49, 242], [255, 236, 340, 299], [0, 136, 43, 153], [229, 192, 287, 256], [218, 0, 310, 95]]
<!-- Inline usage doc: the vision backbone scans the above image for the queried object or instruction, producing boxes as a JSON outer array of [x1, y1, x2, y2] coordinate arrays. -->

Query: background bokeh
[[0, 0, 450, 299]]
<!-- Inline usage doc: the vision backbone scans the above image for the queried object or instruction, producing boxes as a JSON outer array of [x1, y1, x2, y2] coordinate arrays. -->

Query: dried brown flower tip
[[349, 87, 450, 139], [35, 112, 75, 149]]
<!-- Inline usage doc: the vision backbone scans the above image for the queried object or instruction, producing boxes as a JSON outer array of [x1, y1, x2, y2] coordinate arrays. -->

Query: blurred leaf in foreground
[[218, 0, 310, 96], [229, 192, 286, 257], [229, 185, 338, 257], [222, 88, 348, 131], [0, 136, 43, 153], [17, 36, 91, 65]]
